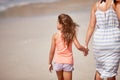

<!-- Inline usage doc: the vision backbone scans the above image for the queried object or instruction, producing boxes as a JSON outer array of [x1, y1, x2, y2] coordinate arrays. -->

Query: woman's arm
[[115, 1, 120, 20], [85, 3, 96, 47]]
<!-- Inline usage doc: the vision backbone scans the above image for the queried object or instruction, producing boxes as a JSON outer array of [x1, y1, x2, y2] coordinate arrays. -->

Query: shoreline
[[0, 0, 96, 18]]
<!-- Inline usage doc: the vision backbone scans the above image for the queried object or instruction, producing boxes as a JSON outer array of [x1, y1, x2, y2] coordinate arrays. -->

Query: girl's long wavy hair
[[100, 0, 117, 3], [58, 14, 79, 46]]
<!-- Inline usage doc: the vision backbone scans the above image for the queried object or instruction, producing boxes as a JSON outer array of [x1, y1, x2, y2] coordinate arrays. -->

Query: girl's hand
[[48, 64, 53, 72]]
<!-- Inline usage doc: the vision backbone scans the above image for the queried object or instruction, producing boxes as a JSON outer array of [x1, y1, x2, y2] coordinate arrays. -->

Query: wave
[[0, 0, 60, 12]]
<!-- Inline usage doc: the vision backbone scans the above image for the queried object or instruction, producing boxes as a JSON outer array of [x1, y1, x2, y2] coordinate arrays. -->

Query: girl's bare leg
[[63, 71, 72, 80], [56, 71, 64, 80]]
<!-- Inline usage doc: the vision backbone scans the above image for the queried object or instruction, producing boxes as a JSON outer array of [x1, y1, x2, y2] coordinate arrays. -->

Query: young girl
[[48, 13, 88, 80]]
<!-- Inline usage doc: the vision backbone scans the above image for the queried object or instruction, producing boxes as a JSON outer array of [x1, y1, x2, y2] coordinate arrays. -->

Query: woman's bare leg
[[94, 71, 103, 80], [107, 76, 116, 80]]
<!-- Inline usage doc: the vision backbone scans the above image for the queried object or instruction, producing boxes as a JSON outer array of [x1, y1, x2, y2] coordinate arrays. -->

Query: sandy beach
[[0, 0, 120, 80]]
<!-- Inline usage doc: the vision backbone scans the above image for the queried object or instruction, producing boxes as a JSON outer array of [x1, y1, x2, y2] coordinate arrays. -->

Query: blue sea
[[0, 0, 60, 12]]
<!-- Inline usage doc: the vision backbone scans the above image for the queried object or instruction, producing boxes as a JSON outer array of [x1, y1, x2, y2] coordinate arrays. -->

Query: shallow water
[[0, 0, 60, 12]]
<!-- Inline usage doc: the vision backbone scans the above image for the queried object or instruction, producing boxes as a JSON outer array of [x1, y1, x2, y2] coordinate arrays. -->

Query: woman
[[85, 0, 120, 80]]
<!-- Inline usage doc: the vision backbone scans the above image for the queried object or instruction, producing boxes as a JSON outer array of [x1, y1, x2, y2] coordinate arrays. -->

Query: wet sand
[[0, 0, 119, 80], [0, 0, 95, 18]]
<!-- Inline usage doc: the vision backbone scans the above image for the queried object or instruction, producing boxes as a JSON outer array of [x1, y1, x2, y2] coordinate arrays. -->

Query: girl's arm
[[73, 35, 88, 56], [85, 3, 96, 47], [48, 33, 56, 72]]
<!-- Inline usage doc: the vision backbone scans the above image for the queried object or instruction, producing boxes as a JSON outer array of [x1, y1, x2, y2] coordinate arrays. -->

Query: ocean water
[[0, 0, 60, 12]]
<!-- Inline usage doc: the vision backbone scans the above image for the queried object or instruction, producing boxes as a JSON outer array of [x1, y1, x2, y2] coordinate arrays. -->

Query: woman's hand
[[84, 47, 89, 56], [83, 45, 89, 56]]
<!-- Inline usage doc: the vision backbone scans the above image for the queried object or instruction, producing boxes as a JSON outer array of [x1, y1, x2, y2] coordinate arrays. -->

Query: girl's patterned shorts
[[53, 63, 74, 71]]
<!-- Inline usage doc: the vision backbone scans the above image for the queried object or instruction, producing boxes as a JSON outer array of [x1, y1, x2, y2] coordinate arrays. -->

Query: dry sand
[[0, 0, 119, 80]]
